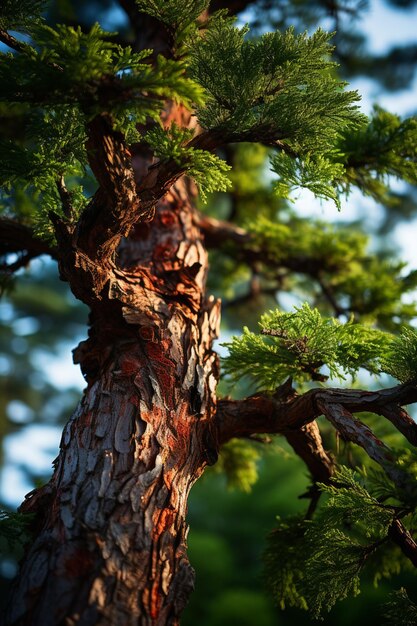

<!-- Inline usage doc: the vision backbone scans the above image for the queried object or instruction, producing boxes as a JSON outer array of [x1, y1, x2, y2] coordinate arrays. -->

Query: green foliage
[[263, 515, 308, 611], [245, 214, 417, 330], [271, 106, 417, 207], [0, 20, 205, 235], [339, 106, 417, 205], [135, 0, 209, 51], [146, 124, 231, 201], [247, 213, 368, 270], [0, 0, 45, 33], [0, 106, 88, 238], [213, 439, 261, 492], [0, 107, 87, 189], [189, 22, 364, 148], [384, 588, 417, 626], [382, 327, 417, 383], [271, 151, 345, 208], [0, 23, 204, 112], [264, 467, 407, 619], [222, 303, 390, 389], [319, 466, 395, 536]]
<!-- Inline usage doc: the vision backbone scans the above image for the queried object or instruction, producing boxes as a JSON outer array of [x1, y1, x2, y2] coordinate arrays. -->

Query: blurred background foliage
[[2, 0, 417, 623]]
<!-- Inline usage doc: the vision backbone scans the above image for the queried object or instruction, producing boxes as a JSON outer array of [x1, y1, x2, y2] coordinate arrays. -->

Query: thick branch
[[284, 421, 334, 484], [74, 114, 152, 260], [216, 381, 417, 486], [195, 212, 330, 276], [217, 382, 417, 443], [194, 212, 250, 248], [0, 218, 57, 263], [216, 386, 320, 444], [73, 121, 296, 267], [318, 401, 409, 489]]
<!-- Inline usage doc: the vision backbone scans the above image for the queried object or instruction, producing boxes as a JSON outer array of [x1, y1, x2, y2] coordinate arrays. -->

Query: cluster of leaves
[[0, 0, 45, 32], [0, 106, 88, 237], [0, 21, 203, 112], [339, 106, 417, 205], [384, 588, 417, 626], [135, 0, 210, 53], [264, 467, 414, 619], [270, 105, 417, 209], [222, 303, 395, 389], [187, 17, 417, 211], [0, 1, 206, 237], [189, 23, 364, 143], [245, 214, 417, 330], [146, 123, 231, 201], [383, 327, 417, 383], [271, 151, 345, 208]]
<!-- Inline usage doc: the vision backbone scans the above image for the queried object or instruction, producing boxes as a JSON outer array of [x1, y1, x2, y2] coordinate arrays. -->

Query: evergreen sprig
[[0, 0, 45, 33], [189, 22, 364, 147], [265, 467, 406, 618], [0, 106, 88, 238], [0, 509, 34, 549], [222, 303, 390, 389], [146, 123, 231, 201], [319, 466, 395, 536], [0, 23, 204, 113], [135, 0, 209, 51], [246, 214, 367, 270], [235, 214, 417, 330], [382, 327, 417, 383], [271, 151, 344, 208], [384, 588, 417, 626], [263, 516, 308, 611], [339, 106, 417, 204]]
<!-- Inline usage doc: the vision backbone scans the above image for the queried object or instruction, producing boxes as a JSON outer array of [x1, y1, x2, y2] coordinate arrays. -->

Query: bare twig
[[389, 519, 417, 567], [0, 30, 29, 54], [0, 30, 64, 72]]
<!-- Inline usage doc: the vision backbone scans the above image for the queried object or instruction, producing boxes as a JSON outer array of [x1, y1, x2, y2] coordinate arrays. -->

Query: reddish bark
[[6, 181, 221, 626], [4, 4, 417, 622]]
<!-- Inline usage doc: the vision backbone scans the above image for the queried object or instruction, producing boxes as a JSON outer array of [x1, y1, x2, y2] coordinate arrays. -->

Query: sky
[[1, 0, 417, 509]]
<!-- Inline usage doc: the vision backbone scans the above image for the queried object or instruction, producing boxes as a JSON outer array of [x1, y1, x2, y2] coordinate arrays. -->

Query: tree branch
[[216, 381, 417, 486], [389, 519, 417, 567], [0, 30, 28, 54], [0, 218, 57, 265], [284, 421, 334, 484], [195, 211, 323, 272], [74, 114, 154, 261], [194, 212, 250, 247], [0, 30, 63, 72], [216, 383, 319, 444], [318, 401, 409, 490]]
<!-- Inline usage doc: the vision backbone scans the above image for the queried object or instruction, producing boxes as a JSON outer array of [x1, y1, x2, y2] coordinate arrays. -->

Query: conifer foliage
[[1, 0, 417, 624]]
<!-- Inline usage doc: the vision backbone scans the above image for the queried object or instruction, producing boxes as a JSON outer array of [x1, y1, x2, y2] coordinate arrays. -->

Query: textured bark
[[6, 182, 220, 626]]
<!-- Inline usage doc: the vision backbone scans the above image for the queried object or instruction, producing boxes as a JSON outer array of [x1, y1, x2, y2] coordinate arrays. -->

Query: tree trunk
[[5, 182, 221, 625]]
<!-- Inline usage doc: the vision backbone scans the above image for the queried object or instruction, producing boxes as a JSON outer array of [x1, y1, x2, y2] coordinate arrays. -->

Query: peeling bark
[[6, 182, 220, 626]]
